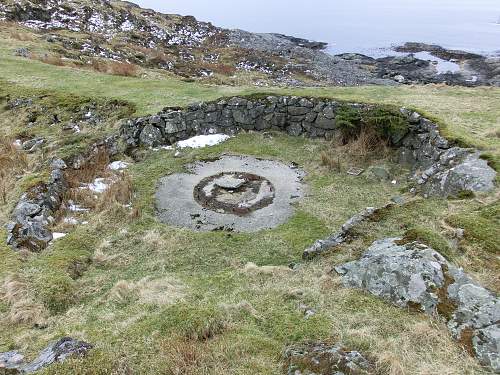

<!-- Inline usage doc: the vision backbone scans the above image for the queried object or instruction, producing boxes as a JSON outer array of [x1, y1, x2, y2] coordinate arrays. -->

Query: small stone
[[368, 165, 391, 180], [394, 74, 406, 83], [390, 196, 405, 205], [214, 175, 246, 190], [50, 158, 67, 170], [346, 167, 364, 176]]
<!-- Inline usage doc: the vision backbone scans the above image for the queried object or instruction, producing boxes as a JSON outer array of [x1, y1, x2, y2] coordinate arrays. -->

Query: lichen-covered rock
[[335, 238, 500, 372], [473, 324, 500, 373], [0, 338, 92, 374], [283, 342, 372, 375], [422, 153, 496, 197], [139, 124, 163, 147], [0, 351, 24, 374], [7, 165, 67, 252]]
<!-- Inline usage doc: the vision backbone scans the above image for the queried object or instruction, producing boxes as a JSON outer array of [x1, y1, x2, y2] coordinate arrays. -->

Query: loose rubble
[[6, 159, 67, 252], [335, 238, 500, 372], [283, 342, 372, 375]]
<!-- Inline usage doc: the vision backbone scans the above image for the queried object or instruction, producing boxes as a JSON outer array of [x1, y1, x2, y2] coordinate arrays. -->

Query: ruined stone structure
[[122, 95, 496, 198]]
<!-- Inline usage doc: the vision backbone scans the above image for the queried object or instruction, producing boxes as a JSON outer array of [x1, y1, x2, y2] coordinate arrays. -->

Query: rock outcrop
[[397, 109, 496, 197], [335, 238, 500, 373], [0, 337, 93, 374], [283, 342, 372, 375], [303, 204, 394, 260]]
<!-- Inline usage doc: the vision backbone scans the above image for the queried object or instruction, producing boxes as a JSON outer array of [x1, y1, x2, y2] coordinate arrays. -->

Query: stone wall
[[121, 95, 496, 197], [6, 95, 496, 252], [6, 136, 119, 252]]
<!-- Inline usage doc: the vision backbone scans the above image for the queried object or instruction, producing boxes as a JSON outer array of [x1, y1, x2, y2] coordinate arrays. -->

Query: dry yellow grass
[[0, 274, 48, 326], [110, 276, 186, 306]]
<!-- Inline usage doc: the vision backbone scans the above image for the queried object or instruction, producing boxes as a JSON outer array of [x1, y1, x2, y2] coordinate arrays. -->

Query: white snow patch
[[120, 20, 135, 32], [176, 134, 231, 149], [81, 178, 109, 193], [108, 161, 130, 171], [68, 201, 89, 212], [63, 217, 79, 225], [52, 232, 67, 240]]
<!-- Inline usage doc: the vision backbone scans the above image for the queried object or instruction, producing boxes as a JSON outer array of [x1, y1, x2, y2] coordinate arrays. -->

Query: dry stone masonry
[[122, 95, 496, 198], [335, 238, 500, 373], [6, 136, 119, 252]]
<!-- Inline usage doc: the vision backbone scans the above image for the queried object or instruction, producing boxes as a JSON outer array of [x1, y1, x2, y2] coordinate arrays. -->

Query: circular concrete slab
[[155, 155, 305, 232]]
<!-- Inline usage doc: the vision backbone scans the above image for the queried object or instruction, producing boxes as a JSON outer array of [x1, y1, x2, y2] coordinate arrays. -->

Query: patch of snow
[[68, 201, 89, 212], [63, 217, 79, 225], [81, 178, 109, 193], [108, 161, 130, 171], [176, 134, 231, 149], [52, 232, 67, 240], [466, 75, 478, 83], [120, 19, 135, 32]]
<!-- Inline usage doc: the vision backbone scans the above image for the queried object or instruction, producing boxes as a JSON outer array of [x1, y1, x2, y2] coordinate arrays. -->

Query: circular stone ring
[[155, 155, 305, 232]]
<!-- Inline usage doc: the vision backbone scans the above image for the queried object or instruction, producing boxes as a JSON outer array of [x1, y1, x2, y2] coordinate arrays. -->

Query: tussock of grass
[[401, 226, 455, 260], [447, 201, 500, 254]]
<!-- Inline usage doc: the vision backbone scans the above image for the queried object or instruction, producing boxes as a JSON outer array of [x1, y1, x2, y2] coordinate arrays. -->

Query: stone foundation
[[122, 95, 496, 198]]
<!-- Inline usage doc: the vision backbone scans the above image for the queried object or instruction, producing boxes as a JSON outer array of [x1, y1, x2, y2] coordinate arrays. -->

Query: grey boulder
[[335, 238, 500, 372]]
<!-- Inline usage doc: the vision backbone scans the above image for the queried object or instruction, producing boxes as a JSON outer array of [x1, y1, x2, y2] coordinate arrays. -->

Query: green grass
[[447, 201, 500, 254], [0, 29, 497, 374]]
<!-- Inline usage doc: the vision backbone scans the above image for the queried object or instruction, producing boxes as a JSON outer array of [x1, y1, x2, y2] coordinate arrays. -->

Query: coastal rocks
[[0, 337, 93, 374], [335, 238, 500, 372], [283, 342, 372, 375]]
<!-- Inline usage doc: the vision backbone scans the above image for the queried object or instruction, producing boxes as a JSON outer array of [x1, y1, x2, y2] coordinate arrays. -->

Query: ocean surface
[[135, 0, 500, 57]]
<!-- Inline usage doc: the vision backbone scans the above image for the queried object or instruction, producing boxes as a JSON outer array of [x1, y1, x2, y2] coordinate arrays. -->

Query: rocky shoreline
[[1, 0, 498, 87]]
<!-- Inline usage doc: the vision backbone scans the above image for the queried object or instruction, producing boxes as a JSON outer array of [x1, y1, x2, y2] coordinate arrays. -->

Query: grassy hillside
[[0, 23, 498, 375]]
